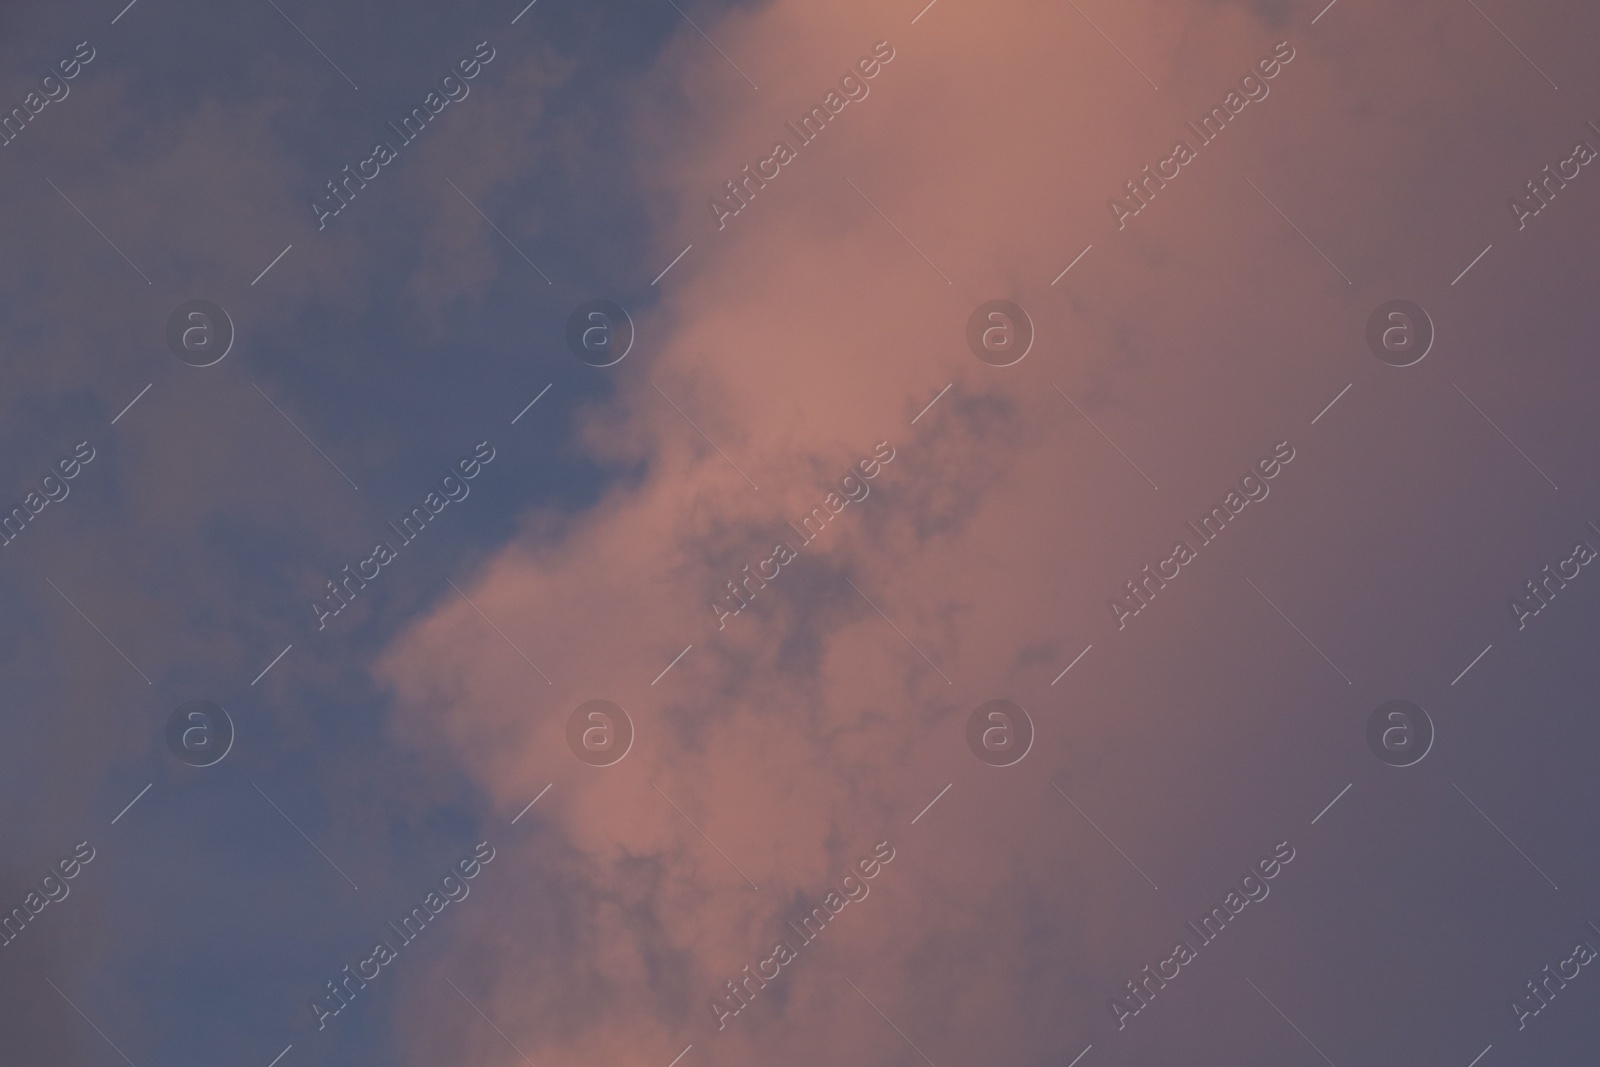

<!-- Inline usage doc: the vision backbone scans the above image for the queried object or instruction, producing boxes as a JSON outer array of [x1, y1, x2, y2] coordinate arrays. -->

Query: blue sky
[[6, 1, 1600, 1065]]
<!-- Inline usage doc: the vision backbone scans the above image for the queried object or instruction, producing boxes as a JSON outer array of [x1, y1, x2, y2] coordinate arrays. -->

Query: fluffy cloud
[[373, 0, 1600, 1064]]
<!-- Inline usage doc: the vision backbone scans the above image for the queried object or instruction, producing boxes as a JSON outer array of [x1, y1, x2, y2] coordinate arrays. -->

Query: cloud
[[368, 0, 1426, 1062], [0, 0, 1569, 1062]]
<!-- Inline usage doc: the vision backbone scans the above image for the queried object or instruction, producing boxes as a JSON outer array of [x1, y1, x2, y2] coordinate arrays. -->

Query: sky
[[3, 0, 1600, 1065]]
